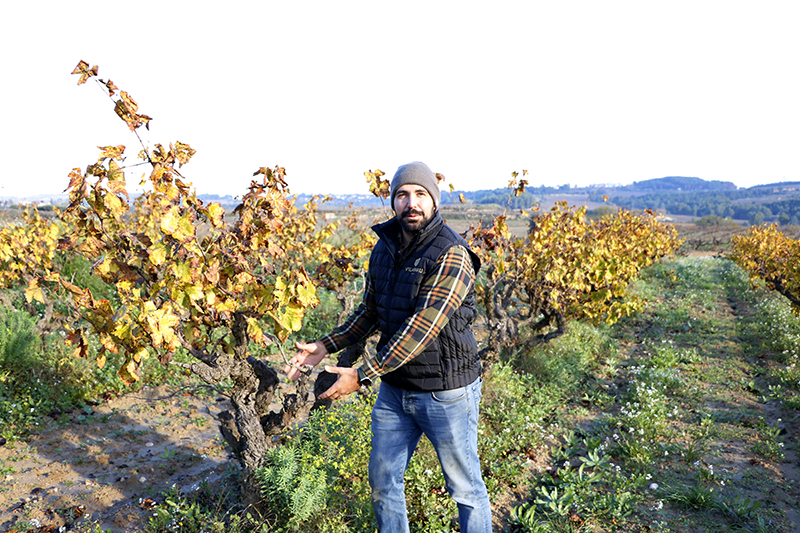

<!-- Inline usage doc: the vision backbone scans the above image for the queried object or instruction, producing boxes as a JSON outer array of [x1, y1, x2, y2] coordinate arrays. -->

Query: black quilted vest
[[370, 211, 482, 392]]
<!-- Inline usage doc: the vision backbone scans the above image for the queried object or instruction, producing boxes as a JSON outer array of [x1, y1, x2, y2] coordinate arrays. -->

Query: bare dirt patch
[[0, 386, 234, 531]]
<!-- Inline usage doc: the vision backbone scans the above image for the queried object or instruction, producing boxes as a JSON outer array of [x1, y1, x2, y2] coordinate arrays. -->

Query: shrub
[[255, 396, 375, 532], [694, 215, 739, 227]]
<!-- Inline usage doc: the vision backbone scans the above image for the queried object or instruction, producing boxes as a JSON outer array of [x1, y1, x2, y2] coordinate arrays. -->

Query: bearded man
[[287, 161, 492, 532]]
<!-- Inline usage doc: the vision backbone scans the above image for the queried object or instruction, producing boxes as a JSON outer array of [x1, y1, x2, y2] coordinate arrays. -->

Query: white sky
[[2, 1, 799, 199]]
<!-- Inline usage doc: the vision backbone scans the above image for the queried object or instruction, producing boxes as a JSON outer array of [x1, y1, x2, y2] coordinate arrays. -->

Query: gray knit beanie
[[389, 162, 441, 211]]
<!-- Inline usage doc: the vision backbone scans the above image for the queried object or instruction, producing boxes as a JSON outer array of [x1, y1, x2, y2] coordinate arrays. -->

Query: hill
[[621, 176, 738, 191], [610, 182, 800, 225]]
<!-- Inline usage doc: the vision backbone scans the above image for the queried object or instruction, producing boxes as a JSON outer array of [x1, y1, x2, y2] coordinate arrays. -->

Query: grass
[[520, 256, 799, 532], [0, 306, 111, 442], [0, 305, 220, 445]]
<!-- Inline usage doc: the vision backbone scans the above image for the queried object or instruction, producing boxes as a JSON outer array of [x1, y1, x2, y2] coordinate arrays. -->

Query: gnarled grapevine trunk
[[184, 312, 313, 510]]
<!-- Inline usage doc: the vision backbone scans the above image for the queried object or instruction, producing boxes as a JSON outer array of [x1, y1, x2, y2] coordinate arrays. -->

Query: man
[[287, 161, 492, 532]]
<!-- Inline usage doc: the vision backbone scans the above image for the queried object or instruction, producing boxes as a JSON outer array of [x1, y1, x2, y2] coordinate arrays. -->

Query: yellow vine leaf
[[184, 284, 203, 301], [172, 261, 193, 283], [246, 317, 265, 345], [149, 242, 168, 266], [96, 349, 107, 369], [133, 347, 149, 364], [206, 202, 226, 228], [118, 359, 140, 385], [25, 279, 45, 304], [71, 60, 98, 85], [365, 169, 390, 199], [99, 332, 119, 354], [160, 206, 181, 237]]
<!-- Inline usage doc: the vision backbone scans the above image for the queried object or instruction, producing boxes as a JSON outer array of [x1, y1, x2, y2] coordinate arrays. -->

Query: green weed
[[751, 417, 785, 460], [668, 482, 717, 510], [143, 484, 256, 533], [253, 397, 375, 532], [512, 446, 638, 531]]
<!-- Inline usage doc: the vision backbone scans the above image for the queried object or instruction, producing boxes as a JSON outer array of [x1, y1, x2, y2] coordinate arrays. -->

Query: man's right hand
[[285, 341, 328, 381]]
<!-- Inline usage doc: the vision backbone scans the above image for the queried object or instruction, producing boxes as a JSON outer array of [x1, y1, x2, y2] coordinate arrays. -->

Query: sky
[[2, 1, 799, 200]]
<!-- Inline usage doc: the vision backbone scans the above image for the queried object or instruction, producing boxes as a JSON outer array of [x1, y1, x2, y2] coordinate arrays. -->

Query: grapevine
[[36, 60, 375, 507], [0, 204, 60, 302], [730, 224, 800, 312], [468, 176, 682, 354]]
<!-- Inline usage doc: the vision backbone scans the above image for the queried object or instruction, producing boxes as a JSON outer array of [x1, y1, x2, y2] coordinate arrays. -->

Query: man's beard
[[398, 208, 434, 236]]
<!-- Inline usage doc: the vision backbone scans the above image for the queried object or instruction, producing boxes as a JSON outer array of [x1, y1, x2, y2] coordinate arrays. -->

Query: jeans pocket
[[431, 386, 467, 403]]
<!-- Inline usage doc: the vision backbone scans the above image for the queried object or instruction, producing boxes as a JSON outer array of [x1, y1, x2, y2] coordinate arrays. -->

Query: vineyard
[[1, 63, 799, 532]]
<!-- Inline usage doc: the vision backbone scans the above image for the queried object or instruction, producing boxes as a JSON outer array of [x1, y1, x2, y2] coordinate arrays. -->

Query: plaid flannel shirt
[[320, 244, 476, 382]]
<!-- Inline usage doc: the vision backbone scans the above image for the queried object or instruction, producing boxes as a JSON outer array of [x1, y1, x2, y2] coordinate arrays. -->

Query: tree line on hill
[[618, 176, 738, 191], [245, 179, 800, 226], [612, 190, 800, 225]]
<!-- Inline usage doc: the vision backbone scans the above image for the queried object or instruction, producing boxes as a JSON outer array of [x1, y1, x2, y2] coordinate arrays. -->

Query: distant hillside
[[611, 183, 800, 225], [440, 188, 539, 209], [293, 193, 389, 208], [747, 181, 800, 191], [622, 176, 737, 191]]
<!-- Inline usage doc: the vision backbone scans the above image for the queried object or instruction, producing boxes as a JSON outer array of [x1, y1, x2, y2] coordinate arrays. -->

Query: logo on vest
[[405, 257, 424, 274]]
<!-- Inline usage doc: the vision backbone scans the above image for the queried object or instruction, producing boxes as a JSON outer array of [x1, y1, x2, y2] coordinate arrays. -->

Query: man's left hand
[[318, 366, 360, 400]]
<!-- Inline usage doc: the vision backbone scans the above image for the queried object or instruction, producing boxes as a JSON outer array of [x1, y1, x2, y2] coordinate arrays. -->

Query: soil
[[639, 252, 800, 532], [0, 385, 234, 532]]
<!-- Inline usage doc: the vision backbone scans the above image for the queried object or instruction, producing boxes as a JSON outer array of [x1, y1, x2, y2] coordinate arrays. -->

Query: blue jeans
[[369, 378, 492, 532]]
